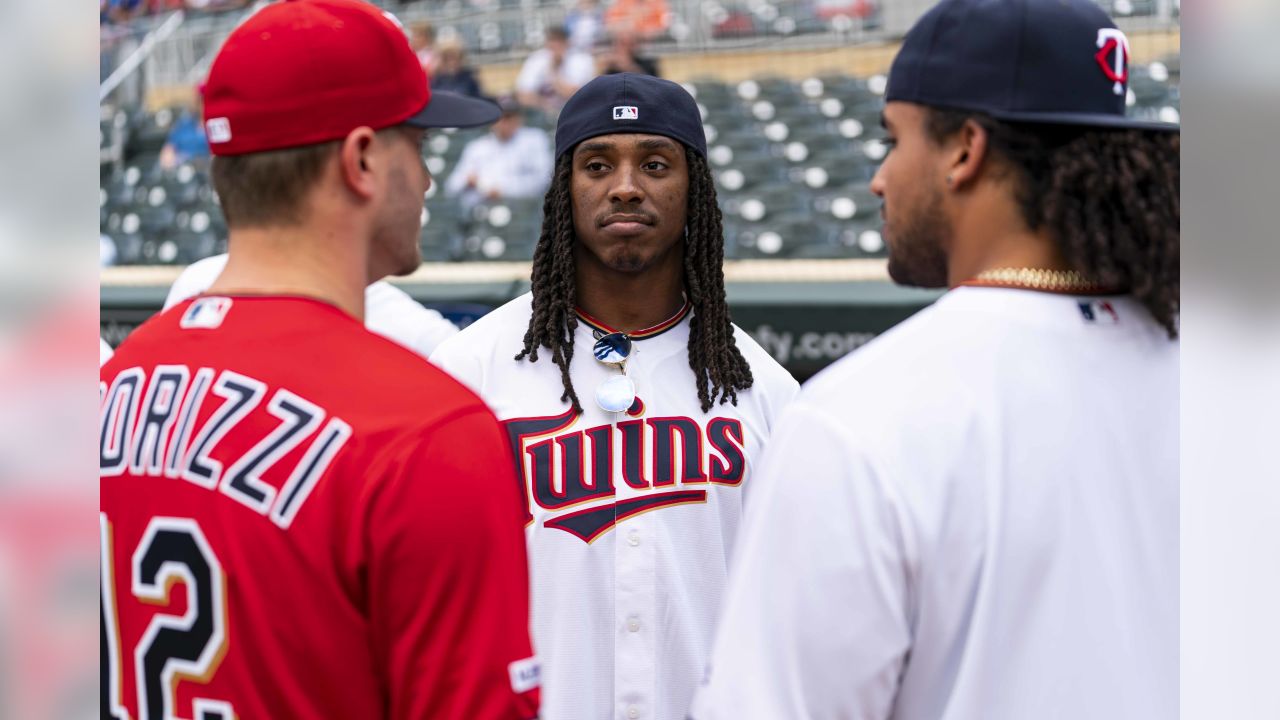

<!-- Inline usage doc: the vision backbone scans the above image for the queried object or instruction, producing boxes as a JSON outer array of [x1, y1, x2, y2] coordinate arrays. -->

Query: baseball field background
[[99, 0, 1180, 380]]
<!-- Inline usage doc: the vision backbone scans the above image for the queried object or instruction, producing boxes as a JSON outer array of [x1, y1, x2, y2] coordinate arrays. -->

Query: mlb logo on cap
[[613, 106, 639, 120], [205, 117, 232, 144]]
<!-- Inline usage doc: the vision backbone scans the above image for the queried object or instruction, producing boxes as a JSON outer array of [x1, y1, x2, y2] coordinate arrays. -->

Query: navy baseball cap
[[885, 0, 1178, 132], [555, 73, 708, 159]]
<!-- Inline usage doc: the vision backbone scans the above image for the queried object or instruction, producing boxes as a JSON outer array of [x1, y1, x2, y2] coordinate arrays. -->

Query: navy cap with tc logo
[[885, 0, 1178, 132], [554, 73, 709, 159]]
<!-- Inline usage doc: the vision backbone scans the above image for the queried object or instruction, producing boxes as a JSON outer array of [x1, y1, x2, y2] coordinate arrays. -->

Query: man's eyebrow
[[575, 141, 614, 156], [880, 113, 889, 130], [636, 137, 680, 152]]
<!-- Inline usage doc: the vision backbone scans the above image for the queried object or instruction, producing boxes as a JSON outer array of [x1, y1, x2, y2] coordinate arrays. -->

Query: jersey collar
[[574, 297, 692, 341]]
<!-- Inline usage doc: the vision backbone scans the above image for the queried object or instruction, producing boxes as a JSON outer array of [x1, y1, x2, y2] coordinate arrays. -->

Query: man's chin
[[603, 250, 651, 274], [887, 255, 948, 289], [383, 247, 423, 279]]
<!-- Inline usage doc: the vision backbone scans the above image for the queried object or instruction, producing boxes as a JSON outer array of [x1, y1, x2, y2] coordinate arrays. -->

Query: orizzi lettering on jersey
[[100, 365, 351, 528], [504, 401, 746, 543]]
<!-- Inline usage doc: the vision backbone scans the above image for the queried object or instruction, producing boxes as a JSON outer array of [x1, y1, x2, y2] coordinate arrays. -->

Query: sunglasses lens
[[595, 374, 636, 413], [593, 333, 632, 365]]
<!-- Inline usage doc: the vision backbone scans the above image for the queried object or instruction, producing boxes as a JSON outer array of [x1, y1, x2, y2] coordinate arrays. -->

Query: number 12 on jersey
[[101, 513, 234, 720]]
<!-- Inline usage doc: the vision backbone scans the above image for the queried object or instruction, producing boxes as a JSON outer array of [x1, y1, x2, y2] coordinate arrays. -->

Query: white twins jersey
[[691, 287, 1178, 720], [431, 292, 799, 720]]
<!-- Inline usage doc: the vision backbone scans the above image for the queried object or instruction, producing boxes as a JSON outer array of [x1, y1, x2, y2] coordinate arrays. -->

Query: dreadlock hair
[[515, 146, 755, 414], [925, 109, 1180, 338]]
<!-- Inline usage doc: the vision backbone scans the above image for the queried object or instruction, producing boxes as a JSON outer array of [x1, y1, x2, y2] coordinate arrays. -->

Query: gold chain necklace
[[965, 267, 1112, 294]]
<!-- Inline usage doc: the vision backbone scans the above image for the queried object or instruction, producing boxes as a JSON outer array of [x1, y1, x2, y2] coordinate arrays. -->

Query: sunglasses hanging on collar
[[592, 331, 635, 413]]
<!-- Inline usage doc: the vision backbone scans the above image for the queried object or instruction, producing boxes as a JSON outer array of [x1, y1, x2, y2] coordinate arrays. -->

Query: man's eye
[[882, 138, 898, 150], [644, 161, 668, 171], [586, 161, 608, 172]]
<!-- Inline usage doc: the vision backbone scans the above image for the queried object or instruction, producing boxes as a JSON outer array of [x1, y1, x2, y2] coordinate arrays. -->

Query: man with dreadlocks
[[691, 0, 1179, 718], [430, 73, 798, 720]]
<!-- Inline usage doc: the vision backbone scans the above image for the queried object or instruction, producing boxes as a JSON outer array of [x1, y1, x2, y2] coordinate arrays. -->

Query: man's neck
[[208, 225, 368, 321], [945, 200, 1069, 287], [574, 259, 686, 334]]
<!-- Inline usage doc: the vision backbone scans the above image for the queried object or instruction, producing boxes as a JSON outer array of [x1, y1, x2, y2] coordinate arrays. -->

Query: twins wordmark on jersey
[[504, 398, 747, 542]]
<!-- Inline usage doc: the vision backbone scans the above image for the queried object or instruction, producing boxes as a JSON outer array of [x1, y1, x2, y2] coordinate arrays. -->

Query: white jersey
[[430, 292, 799, 720], [690, 287, 1178, 720], [163, 253, 459, 358]]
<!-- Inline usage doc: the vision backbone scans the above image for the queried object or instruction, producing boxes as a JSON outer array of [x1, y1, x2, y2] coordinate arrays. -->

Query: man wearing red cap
[[100, 2, 539, 718]]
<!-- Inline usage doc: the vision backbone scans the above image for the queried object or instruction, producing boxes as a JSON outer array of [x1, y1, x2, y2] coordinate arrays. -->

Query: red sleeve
[[364, 407, 539, 720]]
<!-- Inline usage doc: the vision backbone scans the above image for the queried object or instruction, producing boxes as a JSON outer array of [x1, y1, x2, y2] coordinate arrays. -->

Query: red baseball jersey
[[100, 295, 539, 720]]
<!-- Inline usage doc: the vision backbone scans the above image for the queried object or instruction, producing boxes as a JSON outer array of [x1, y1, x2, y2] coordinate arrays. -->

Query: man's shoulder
[[796, 296, 986, 418], [112, 298, 488, 427], [521, 48, 552, 68], [164, 254, 230, 310], [430, 294, 532, 362], [464, 133, 500, 152], [515, 126, 549, 144]]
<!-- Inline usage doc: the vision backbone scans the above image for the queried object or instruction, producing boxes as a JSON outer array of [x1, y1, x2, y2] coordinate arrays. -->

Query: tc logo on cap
[[1095, 28, 1130, 96], [205, 117, 232, 144], [613, 106, 639, 120]]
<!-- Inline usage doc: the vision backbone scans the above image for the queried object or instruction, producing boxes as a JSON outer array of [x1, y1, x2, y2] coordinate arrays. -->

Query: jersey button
[[627, 616, 641, 632], [627, 530, 641, 546], [627, 705, 641, 719]]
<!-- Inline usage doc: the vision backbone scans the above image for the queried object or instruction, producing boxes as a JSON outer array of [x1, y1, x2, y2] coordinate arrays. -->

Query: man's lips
[[601, 213, 654, 227]]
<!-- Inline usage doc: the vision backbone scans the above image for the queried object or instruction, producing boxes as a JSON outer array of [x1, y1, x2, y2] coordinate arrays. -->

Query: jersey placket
[[612, 343, 657, 720]]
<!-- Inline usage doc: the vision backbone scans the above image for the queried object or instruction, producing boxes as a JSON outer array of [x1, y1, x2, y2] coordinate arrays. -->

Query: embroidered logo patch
[[613, 105, 639, 120], [1078, 299, 1120, 325], [1095, 28, 1130, 96], [205, 117, 232, 144], [508, 657, 541, 693], [181, 297, 233, 329]]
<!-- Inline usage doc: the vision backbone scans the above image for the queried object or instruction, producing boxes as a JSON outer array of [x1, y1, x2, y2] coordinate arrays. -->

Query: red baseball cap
[[201, 0, 499, 156]]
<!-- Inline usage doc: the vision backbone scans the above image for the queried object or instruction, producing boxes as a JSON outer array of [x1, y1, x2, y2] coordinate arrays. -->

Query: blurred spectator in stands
[[182, 0, 252, 12], [410, 21, 436, 73], [604, 0, 671, 41], [601, 26, 660, 76], [516, 27, 596, 114], [100, 234, 117, 267], [566, 0, 605, 50], [431, 38, 485, 98], [102, 0, 146, 24], [159, 95, 209, 169], [445, 96, 553, 210]]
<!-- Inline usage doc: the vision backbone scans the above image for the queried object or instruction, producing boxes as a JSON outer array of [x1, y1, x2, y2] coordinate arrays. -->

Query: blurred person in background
[[101, 0, 146, 24], [159, 92, 209, 169], [516, 26, 596, 114], [600, 26, 660, 76], [410, 21, 436, 73], [565, 0, 605, 50], [604, 0, 671, 41], [431, 38, 485, 98], [445, 95, 553, 209], [100, 234, 117, 267]]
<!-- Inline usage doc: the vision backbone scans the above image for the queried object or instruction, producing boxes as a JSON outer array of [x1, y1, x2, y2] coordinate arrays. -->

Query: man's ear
[[944, 118, 990, 190], [338, 127, 378, 200]]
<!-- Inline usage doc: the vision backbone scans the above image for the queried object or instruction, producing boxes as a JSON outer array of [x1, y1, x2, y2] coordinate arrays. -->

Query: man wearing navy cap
[[692, 0, 1179, 718], [431, 73, 799, 720], [100, 2, 540, 718]]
